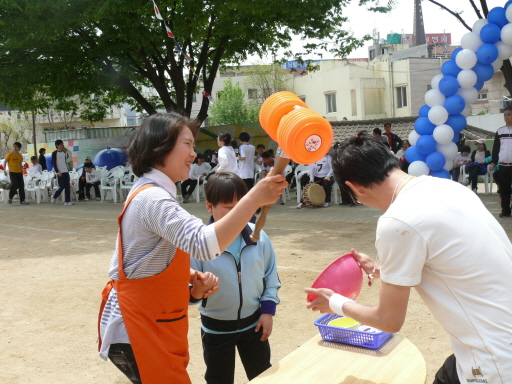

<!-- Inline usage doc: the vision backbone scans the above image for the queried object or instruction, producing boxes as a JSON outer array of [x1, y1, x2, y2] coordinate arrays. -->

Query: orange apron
[[98, 185, 191, 383]]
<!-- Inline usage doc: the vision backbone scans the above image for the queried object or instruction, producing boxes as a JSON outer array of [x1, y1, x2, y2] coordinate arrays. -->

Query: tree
[[209, 79, 259, 125], [243, 63, 294, 104], [0, 0, 384, 125]]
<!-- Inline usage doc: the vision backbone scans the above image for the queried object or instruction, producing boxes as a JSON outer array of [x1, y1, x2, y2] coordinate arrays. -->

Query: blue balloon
[[477, 43, 499, 65], [438, 76, 460, 96], [480, 23, 501, 44], [506, 0, 512, 10], [418, 104, 431, 118], [473, 62, 494, 82], [405, 146, 427, 163], [488, 7, 508, 29], [451, 47, 462, 61], [474, 79, 485, 91], [414, 117, 436, 135], [446, 114, 467, 133], [444, 95, 466, 115], [441, 60, 462, 78], [416, 135, 437, 155], [426, 151, 446, 172], [430, 169, 451, 179], [452, 133, 461, 143], [94, 147, 128, 170]]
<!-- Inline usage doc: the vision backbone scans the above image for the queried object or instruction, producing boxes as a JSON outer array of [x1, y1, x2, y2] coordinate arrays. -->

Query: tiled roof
[[330, 117, 494, 143]]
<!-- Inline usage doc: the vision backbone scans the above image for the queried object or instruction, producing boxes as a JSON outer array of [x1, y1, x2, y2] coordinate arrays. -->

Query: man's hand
[[351, 248, 380, 279], [304, 288, 335, 314], [489, 164, 495, 171], [81, 176, 85, 181], [190, 271, 219, 300], [57, 172, 62, 177], [255, 313, 273, 341]]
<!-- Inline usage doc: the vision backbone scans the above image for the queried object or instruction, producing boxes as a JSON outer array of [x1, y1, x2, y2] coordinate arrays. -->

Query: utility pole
[[32, 112, 37, 157]]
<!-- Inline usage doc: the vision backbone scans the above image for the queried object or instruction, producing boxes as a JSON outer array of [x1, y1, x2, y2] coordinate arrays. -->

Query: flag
[[184, 54, 192, 61], [175, 42, 182, 51], [152, 1, 163, 20], [165, 25, 175, 38], [189, 65, 195, 72]]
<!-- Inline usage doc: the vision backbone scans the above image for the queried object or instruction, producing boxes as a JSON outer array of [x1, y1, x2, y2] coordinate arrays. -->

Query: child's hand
[[190, 271, 219, 300], [255, 313, 273, 341]]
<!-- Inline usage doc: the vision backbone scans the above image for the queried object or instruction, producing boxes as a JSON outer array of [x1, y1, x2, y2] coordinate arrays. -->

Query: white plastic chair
[[294, 165, 309, 203], [192, 179, 207, 203], [100, 169, 124, 203], [461, 164, 494, 194], [281, 164, 293, 203], [38, 172, 49, 202], [24, 174, 41, 204], [0, 173, 10, 203], [69, 171, 80, 201], [119, 173, 138, 201]]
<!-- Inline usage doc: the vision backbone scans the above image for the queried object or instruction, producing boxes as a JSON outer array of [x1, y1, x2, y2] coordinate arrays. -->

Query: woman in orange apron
[[97, 112, 287, 383]]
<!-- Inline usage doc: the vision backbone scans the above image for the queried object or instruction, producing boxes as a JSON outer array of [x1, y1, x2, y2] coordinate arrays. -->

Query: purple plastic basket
[[314, 314, 392, 349]]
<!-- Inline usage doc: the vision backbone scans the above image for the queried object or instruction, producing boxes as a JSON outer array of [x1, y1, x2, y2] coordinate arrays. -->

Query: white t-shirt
[[189, 162, 211, 180], [377, 176, 512, 383], [216, 146, 238, 173], [474, 150, 485, 164], [85, 168, 100, 183], [309, 155, 332, 180], [238, 143, 255, 179], [452, 152, 471, 168], [28, 163, 42, 175]]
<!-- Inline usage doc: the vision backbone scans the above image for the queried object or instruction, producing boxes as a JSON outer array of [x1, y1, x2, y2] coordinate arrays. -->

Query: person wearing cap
[[460, 139, 490, 194], [28, 156, 42, 175], [490, 107, 512, 217], [78, 156, 95, 201]]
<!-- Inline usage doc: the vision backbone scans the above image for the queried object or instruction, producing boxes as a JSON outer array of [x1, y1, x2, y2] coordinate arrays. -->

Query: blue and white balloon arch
[[407, 1, 512, 179]]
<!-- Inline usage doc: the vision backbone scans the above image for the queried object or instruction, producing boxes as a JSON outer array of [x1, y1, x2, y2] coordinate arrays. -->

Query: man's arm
[[491, 131, 500, 168]]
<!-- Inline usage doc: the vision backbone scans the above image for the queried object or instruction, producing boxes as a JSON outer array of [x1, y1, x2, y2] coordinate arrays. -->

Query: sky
[[244, 0, 510, 64]]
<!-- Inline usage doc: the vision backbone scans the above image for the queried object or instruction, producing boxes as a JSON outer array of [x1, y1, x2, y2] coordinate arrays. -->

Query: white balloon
[[472, 19, 489, 35], [408, 130, 421, 146], [443, 161, 453, 171], [428, 106, 449, 125], [455, 49, 478, 70], [507, 4, 512, 22], [492, 58, 504, 71], [431, 74, 443, 89], [456, 87, 479, 105], [437, 142, 459, 160], [457, 70, 478, 88], [425, 88, 446, 107], [433, 124, 455, 145], [408, 161, 430, 177], [461, 32, 484, 52], [461, 104, 472, 117], [496, 41, 512, 60], [501, 24, 512, 46]]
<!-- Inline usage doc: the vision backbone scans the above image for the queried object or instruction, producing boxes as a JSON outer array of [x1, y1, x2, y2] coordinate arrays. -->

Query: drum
[[302, 183, 325, 208]]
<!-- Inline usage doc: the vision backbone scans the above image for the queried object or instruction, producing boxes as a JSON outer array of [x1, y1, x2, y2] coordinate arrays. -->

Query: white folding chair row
[[119, 173, 139, 201], [100, 169, 125, 203], [461, 164, 494, 194], [24, 173, 42, 204], [0, 173, 10, 203]]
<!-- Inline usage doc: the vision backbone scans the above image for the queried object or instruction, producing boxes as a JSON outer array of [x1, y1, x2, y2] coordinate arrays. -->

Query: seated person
[[261, 151, 284, 205], [28, 156, 42, 176], [461, 139, 491, 193], [450, 145, 471, 182], [83, 162, 101, 201], [394, 140, 411, 173], [297, 154, 335, 209], [254, 144, 265, 166], [191, 172, 280, 384], [78, 156, 94, 200], [181, 153, 211, 203]]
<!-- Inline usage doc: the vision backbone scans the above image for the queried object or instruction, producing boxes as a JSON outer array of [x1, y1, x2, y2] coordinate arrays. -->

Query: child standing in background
[[191, 172, 281, 384]]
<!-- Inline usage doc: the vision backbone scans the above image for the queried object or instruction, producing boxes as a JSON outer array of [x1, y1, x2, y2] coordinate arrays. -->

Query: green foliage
[[0, 0, 382, 123], [243, 63, 293, 103], [209, 79, 259, 125]]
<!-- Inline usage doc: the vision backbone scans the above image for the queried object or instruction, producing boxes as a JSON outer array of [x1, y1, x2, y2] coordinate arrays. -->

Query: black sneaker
[[499, 213, 511, 218]]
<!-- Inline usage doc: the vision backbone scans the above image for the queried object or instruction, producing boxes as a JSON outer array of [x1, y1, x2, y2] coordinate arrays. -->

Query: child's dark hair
[[39, 148, 46, 154], [127, 113, 198, 177], [230, 139, 238, 148], [256, 144, 265, 150], [331, 131, 399, 202], [218, 132, 232, 146], [372, 128, 382, 136], [261, 151, 272, 159], [84, 162, 94, 169], [239, 132, 250, 142], [504, 106, 512, 112], [461, 145, 471, 153], [205, 173, 248, 206]]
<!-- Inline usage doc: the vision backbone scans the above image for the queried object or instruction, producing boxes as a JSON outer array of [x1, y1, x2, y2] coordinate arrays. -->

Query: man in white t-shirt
[[297, 154, 335, 208], [237, 132, 255, 190], [181, 153, 211, 203], [305, 132, 512, 384], [28, 156, 42, 175]]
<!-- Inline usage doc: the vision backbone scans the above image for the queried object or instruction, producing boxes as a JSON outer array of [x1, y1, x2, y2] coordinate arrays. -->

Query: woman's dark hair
[[218, 132, 232, 146], [402, 140, 410, 147], [230, 139, 238, 148], [205, 172, 248, 206], [256, 144, 265, 150], [39, 148, 46, 155], [127, 113, 198, 177], [239, 132, 250, 142], [461, 145, 471, 153], [331, 131, 400, 202]]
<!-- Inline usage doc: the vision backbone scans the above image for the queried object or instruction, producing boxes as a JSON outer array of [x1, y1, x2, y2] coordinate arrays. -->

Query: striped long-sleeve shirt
[[99, 168, 221, 360]]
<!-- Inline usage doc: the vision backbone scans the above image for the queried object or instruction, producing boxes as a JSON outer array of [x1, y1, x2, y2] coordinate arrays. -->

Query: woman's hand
[[351, 248, 380, 279], [248, 168, 288, 207]]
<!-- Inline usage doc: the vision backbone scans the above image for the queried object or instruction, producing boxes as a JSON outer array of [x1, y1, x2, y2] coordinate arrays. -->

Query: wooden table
[[251, 334, 426, 384]]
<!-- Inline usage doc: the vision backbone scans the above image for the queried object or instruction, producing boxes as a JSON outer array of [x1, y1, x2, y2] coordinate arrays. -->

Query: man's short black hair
[[261, 151, 272, 159], [256, 144, 265, 150], [239, 132, 250, 142], [196, 153, 204, 160], [504, 106, 512, 112], [30, 155, 37, 160], [39, 148, 46, 154], [461, 145, 471, 153], [331, 131, 399, 202], [373, 128, 382, 136], [13, 142, 21, 149], [218, 132, 232, 146], [127, 112, 198, 177], [55, 139, 63, 147], [205, 172, 248, 206], [384, 123, 391, 128], [84, 162, 94, 169]]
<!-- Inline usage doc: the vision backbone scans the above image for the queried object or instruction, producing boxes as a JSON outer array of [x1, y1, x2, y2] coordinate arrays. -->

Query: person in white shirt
[[83, 163, 101, 201], [237, 132, 256, 190], [450, 145, 471, 182], [215, 132, 238, 174], [306, 131, 512, 384], [28, 156, 42, 176], [254, 144, 265, 166], [297, 154, 335, 208], [181, 153, 212, 203]]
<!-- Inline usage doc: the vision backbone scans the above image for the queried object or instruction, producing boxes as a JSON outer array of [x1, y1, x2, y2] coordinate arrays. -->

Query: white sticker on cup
[[305, 135, 322, 152]]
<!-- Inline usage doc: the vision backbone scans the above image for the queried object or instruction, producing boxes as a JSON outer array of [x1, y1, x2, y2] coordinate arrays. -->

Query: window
[[381, 48, 388, 55], [370, 49, 376, 60], [248, 89, 258, 99], [396, 86, 407, 108], [325, 93, 337, 113], [351, 90, 357, 116], [478, 93, 488, 100]]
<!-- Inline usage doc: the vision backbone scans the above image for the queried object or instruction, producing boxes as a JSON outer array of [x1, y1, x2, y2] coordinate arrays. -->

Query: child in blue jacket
[[191, 172, 281, 384]]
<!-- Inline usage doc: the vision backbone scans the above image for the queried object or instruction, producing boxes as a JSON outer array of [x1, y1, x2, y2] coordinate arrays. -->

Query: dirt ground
[[1, 189, 509, 384]]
